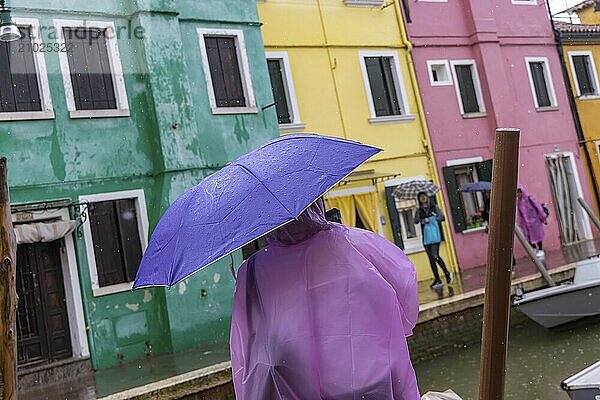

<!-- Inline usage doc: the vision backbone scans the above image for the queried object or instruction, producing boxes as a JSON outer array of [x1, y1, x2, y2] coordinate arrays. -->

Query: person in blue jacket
[[414, 192, 452, 288]]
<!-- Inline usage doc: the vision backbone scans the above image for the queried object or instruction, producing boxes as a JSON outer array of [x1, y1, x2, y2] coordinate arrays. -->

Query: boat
[[514, 256, 600, 328], [561, 361, 600, 400]]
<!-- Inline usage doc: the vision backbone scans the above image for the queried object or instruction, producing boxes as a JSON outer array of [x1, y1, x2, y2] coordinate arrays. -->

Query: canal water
[[415, 314, 600, 400], [213, 314, 600, 400]]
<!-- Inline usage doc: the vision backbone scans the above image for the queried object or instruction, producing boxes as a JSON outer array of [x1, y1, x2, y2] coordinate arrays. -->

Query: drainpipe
[[546, 0, 600, 211], [316, 0, 348, 139], [392, 0, 460, 271]]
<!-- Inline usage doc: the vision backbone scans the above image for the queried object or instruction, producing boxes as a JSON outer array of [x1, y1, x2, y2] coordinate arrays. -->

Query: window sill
[[535, 106, 559, 112], [404, 243, 426, 255], [279, 122, 307, 133], [0, 110, 55, 121], [369, 114, 417, 125], [578, 95, 600, 101], [70, 109, 130, 119], [344, 0, 384, 7], [461, 227, 486, 235], [431, 81, 453, 86], [461, 112, 487, 119], [211, 106, 258, 115], [92, 282, 133, 297]]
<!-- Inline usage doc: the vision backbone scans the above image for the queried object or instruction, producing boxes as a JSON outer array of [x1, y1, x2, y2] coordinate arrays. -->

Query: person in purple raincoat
[[230, 199, 420, 400], [517, 184, 548, 258]]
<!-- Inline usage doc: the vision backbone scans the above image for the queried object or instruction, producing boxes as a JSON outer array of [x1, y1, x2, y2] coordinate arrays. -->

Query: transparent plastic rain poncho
[[230, 201, 421, 399]]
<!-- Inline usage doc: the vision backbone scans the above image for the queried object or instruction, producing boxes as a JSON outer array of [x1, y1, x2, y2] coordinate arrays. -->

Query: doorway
[[16, 241, 72, 366], [545, 153, 592, 245]]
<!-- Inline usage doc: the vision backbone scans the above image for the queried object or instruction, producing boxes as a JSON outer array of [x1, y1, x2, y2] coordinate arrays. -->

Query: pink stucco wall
[[406, 0, 593, 269]]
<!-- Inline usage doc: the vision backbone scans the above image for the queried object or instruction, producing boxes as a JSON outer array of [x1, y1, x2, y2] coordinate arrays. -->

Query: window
[[450, 60, 485, 116], [442, 159, 492, 233], [0, 18, 53, 121], [525, 57, 558, 109], [54, 20, 129, 118], [427, 60, 452, 86], [265, 52, 305, 132], [384, 177, 431, 254], [569, 51, 600, 98], [198, 28, 256, 114], [359, 51, 413, 124], [80, 190, 148, 296]]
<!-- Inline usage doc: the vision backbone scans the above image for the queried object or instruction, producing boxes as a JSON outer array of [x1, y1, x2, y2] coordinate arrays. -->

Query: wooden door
[[16, 241, 72, 365]]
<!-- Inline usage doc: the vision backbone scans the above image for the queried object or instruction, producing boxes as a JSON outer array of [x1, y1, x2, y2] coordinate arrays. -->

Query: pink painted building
[[403, 0, 594, 269]]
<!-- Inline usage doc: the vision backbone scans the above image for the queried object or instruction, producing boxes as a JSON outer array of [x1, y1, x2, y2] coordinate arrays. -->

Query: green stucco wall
[[1, 0, 278, 369]]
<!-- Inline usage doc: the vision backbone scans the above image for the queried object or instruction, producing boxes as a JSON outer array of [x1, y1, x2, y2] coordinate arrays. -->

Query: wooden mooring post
[[514, 226, 556, 287], [0, 158, 17, 400], [478, 129, 520, 400]]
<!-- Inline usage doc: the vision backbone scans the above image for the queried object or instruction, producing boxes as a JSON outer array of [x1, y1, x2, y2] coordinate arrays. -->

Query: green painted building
[[0, 0, 278, 372]]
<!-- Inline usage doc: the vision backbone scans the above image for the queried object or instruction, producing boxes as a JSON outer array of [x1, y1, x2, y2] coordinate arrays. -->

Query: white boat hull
[[514, 279, 600, 328]]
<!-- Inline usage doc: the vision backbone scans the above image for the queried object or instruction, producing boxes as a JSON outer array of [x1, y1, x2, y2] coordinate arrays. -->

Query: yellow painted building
[[257, 0, 458, 281], [558, 2, 600, 204]]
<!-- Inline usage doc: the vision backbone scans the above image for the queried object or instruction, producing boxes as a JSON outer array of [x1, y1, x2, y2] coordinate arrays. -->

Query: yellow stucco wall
[[257, 0, 458, 281], [576, 6, 600, 24], [561, 39, 600, 195]]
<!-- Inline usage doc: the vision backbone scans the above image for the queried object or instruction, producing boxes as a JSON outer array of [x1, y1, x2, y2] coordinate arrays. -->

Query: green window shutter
[[385, 186, 405, 250], [475, 159, 493, 182], [442, 166, 466, 232]]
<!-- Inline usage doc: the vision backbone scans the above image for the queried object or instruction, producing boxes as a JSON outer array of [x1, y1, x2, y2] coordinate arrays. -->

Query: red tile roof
[[554, 21, 600, 33], [554, 20, 600, 33]]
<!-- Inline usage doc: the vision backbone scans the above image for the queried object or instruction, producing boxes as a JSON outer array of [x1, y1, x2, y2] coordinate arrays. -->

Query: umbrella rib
[[236, 164, 296, 217]]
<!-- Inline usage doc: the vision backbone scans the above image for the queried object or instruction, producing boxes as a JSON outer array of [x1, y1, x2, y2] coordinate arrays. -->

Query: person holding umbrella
[[133, 135, 420, 399], [414, 191, 452, 288], [393, 181, 452, 289]]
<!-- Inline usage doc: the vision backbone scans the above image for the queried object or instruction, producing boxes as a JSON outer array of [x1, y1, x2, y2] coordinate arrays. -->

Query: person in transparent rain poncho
[[230, 199, 420, 400]]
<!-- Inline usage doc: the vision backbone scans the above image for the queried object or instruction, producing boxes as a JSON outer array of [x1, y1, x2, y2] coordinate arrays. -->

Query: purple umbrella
[[133, 134, 381, 288]]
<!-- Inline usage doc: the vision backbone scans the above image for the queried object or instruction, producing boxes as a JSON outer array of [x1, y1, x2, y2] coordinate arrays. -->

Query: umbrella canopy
[[459, 181, 492, 192], [133, 134, 381, 288], [392, 180, 439, 200]]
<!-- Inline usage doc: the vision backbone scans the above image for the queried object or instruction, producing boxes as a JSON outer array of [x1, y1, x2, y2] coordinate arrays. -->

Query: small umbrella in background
[[459, 181, 492, 192], [133, 134, 381, 288], [392, 180, 439, 200]]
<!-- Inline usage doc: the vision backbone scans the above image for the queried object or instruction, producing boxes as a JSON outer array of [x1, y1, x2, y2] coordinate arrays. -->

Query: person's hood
[[267, 199, 332, 246], [517, 183, 530, 200]]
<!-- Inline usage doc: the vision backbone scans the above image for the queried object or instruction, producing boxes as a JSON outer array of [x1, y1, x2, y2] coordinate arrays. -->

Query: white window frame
[[54, 19, 130, 119], [197, 28, 257, 115], [80, 189, 149, 297], [265, 51, 306, 133], [385, 176, 427, 254], [525, 56, 558, 110], [343, 0, 384, 7], [358, 50, 415, 125], [568, 50, 600, 99], [511, 0, 537, 4], [544, 151, 593, 240], [427, 59, 453, 86], [450, 60, 486, 116], [0, 18, 54, 121]]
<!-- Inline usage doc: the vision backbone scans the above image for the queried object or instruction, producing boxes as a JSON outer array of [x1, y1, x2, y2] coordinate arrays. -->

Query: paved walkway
[[417, 237, 600, 305], [19, 343, 231, 400]]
